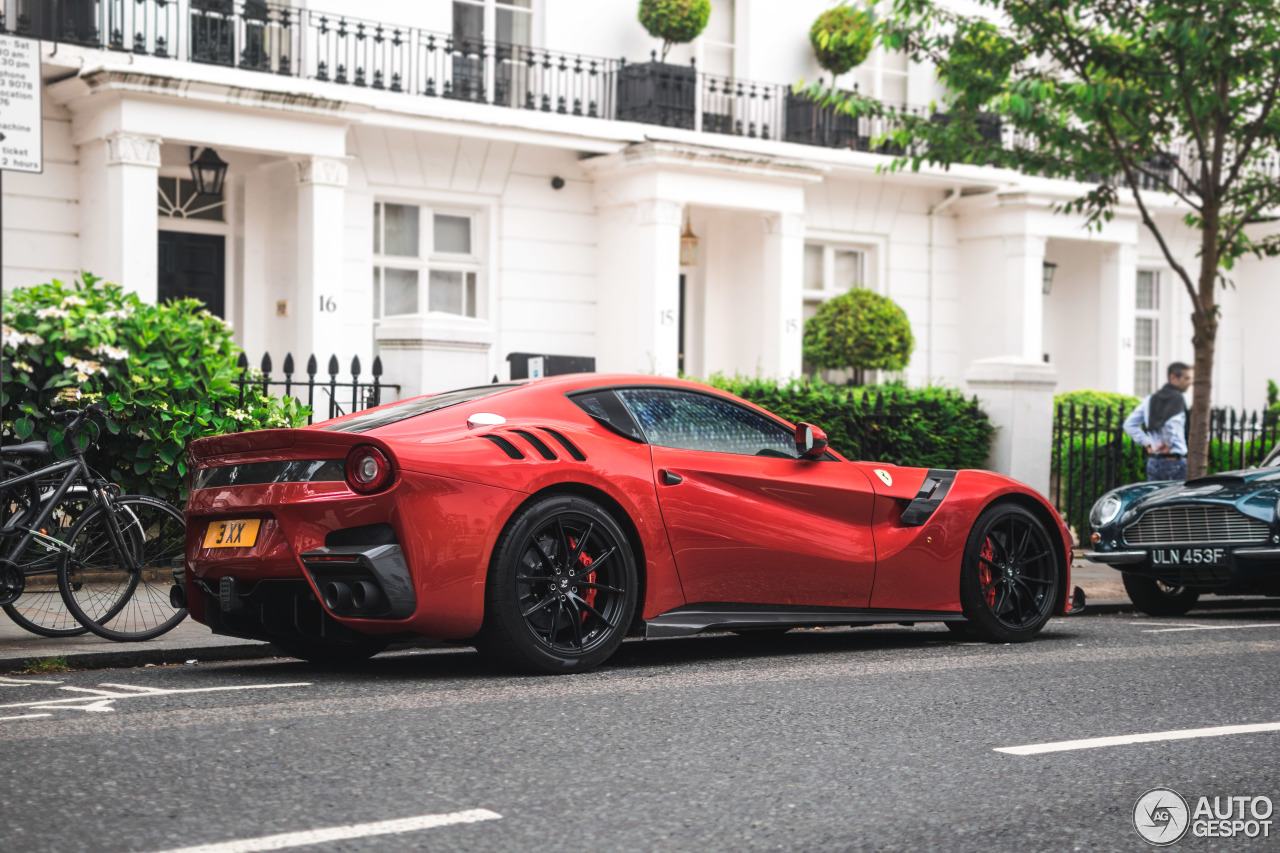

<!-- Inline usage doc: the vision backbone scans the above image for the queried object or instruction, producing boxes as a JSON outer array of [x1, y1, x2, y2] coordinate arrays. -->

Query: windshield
[[319, 383, 522, 433]]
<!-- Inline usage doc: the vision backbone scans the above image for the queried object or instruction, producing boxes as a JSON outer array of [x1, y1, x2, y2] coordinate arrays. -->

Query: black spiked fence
[[222, 351, 399, 425], [1050, 402, 1278, 540]]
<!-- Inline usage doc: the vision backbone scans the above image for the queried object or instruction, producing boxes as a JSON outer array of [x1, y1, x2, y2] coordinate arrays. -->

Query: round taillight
[[345, 446, 393, 494]]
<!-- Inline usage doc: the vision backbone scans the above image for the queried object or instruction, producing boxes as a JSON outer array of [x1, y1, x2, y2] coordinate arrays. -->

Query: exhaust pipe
[[351, 580, 384, 613], [323, 581, 353, 611], [169, 585, 186, 609]]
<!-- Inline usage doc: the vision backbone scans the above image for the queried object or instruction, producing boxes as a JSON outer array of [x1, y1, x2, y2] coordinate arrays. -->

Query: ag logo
[[874, 469, 893, 487], [1133, 788, 1190, 845]]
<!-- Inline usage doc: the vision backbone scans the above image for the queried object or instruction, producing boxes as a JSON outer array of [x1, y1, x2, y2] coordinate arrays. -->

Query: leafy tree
[[810, 4, 877, 78], [2, 273, 308, 503], [638, 0, 711, 62], [803, 288, 915, 383], [804, 0, 1280, 478]]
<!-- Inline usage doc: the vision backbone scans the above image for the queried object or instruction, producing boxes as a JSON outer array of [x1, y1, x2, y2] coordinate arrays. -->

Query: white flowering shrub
[[2, 273, 308, 503]]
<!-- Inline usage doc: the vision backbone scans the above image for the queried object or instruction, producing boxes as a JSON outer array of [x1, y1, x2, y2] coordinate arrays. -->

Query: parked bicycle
[[0, 466, 97, 637], [0, 403, 188, 642]]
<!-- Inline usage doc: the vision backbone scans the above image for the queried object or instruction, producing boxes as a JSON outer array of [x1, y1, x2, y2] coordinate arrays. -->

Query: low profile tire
[[1121, 573, 1201, 616], [271, 637, 389, 664], [958, 504, 1060, 643], [476, 494, 638, 674]]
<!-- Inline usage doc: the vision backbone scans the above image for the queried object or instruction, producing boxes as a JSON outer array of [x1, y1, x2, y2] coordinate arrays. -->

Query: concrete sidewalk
[[0, 560, 1256, 673]]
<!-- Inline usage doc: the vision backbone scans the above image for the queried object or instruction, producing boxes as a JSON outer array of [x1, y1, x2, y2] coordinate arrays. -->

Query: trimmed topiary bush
[[809, 4, 876, 77], [803, 288, 915, 379], [638, 0, 711, 61], [705, 375, 993, 469], [1, 273, 308, 504]]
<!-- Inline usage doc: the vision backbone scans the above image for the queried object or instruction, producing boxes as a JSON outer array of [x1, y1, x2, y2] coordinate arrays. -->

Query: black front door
[[158, 231, 226, 317]]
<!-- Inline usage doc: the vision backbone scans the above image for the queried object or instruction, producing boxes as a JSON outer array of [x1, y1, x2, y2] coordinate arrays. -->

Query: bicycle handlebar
[[51, 402, 107, 438]]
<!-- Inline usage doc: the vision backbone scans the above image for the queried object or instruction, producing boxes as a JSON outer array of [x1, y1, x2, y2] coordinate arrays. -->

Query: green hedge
[[704, 375, 994, 469], [2, 273, 309, 504]]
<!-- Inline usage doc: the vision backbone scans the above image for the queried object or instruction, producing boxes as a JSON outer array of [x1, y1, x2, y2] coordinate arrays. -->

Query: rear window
[[320, 384, 522, 433]]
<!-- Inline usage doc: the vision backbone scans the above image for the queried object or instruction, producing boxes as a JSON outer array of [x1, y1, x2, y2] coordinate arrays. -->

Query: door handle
[[661, 470, 683, 486]]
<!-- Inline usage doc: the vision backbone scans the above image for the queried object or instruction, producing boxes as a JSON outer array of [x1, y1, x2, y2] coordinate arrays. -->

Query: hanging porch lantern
[[679, 215, 699, 266], [189, 146, 229, 196]]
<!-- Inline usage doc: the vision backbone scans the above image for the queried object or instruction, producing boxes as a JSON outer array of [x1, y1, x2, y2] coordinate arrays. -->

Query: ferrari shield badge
[[874, 469, 893, 487]]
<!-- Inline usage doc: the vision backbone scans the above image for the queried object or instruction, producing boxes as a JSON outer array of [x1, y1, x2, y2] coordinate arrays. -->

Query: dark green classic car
[[1086, 442, 1280, 615]]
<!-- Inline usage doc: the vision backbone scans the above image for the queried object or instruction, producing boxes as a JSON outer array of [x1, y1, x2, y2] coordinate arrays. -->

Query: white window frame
[[1134, 269, 1161, 397], [372, 201, 485, 327]]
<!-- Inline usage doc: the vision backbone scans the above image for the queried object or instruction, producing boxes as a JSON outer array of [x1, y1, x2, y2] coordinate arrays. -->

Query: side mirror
[[795, 422, 828, 459]]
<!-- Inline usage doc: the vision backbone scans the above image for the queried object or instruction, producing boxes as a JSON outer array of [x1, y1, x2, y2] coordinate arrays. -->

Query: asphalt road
[[3, 607, 1279, 853]]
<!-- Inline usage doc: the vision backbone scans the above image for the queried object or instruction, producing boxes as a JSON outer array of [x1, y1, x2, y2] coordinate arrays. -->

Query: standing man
[[1124, 362, 1194, 482]]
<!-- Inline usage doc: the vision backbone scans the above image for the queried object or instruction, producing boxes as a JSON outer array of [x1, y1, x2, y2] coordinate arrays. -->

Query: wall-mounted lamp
[[679, 215, 698, 266], [1041, 261, 1058, 295], [189, 146, 229, 196]]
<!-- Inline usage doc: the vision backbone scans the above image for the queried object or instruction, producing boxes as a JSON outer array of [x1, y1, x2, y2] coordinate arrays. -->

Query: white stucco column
[[1098, 242, 1138, 395], [761, 211, 805, 380], [292, 155, 349, 361], [595, 199, 683, 375], [79, 132, 162, 300], [1004, 234, 1047, 361], [965, 357, 1059, 496]]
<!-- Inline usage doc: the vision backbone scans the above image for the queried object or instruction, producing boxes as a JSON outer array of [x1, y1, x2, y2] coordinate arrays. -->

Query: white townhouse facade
[[3, 0, 1278, 418]]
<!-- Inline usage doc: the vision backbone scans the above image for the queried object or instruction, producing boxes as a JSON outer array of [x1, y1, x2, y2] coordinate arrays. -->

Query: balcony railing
[[6, 0, 1275, 195]]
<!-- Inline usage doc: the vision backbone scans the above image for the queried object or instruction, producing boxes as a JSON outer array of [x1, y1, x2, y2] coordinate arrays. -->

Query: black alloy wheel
[[958, 504, 1059, 642], [1121, 573, 1201, 616], [477, 495, 637, 674]]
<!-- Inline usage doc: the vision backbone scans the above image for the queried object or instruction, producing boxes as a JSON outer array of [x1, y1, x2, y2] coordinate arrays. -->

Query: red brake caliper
[[567, 538, 598, 622], [979, 538, 996, 606]]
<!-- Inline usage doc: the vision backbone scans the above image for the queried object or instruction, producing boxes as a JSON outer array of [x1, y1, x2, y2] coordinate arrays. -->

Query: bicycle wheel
[[3, 487, 94, 638], [58, 495, 188, 642], [0, 460, 42, 608]]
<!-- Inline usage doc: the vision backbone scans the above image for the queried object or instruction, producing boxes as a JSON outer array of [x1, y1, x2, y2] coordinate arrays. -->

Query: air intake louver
[[1123, 505, 1270, 545], [481, 434, 525, 459], [538, 428, 587, 461], [511, 429, 557, 460], [480, 428, 586, 462]]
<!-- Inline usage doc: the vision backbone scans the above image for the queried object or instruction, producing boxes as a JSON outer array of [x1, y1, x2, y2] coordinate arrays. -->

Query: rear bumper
[[183, 472, 524, 639]]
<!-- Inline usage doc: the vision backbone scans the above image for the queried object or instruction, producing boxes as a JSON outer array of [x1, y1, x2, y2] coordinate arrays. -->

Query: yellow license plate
[[202, 519, 262, 549]]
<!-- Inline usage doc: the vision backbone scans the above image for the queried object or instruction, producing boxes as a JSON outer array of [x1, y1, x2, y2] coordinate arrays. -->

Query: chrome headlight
[[1090, 493, 1123, 528]]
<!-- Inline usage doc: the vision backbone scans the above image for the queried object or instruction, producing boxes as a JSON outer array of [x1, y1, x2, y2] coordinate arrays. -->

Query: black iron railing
[[1050, 402, 1278, 540], [227, 352, 399, 425], [7, 0, 1277, 192]]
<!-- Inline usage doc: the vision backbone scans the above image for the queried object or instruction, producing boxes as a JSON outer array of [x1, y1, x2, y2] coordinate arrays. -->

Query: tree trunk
[[1186, 211, 1221, 480]]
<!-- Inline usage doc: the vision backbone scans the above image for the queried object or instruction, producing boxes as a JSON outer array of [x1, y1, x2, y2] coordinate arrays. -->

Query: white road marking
[[0, 677, 63, 686], [0, 681, 312, 718], [1142, 624, 1280, 633], [996, 721, 1280, 755], [148, 809, 503, 853]]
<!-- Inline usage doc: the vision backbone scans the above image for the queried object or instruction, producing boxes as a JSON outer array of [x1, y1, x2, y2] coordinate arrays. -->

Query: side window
[[616, 388, 798, 458], [568, 390, 645, 442]]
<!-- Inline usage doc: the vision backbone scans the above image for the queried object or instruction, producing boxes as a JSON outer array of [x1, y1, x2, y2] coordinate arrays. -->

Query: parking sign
[[0, 34, 42, 174]]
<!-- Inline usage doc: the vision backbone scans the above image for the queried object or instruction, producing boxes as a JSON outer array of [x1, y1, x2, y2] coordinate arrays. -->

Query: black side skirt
[[645, 604, 965, 639]]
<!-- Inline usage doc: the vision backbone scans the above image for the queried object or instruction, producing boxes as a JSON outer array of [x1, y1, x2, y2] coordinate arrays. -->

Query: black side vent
[[511, 429, 557, 460], [325, 523, 398, 547], [481, 434, 525, 459], [538, 427, 587, 461]]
